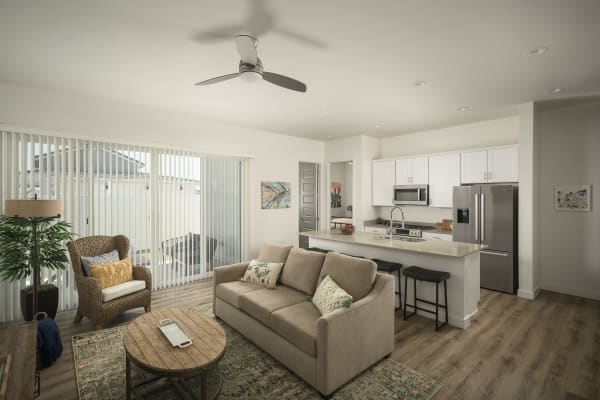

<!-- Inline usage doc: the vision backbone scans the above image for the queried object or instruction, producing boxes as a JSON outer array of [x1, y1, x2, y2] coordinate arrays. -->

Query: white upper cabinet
[[429, 153, 460, 208], [395, 157, 428, 185], [461, 145, 518, 184], [487, 146, 518, 182], [411, 157, 429, 184], [394, 158, 411, 185], [461, 150, 488, 183], [372, 159, 395, 206]]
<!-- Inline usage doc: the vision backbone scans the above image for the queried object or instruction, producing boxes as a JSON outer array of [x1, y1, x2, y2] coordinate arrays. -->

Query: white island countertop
[[300, 230, 486, 258]]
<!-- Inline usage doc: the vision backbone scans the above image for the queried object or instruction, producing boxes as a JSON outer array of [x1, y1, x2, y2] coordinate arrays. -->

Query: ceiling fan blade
[[263, 72, 307, 92], [235, 34, 258, 65], [194, 73, 239, 86]]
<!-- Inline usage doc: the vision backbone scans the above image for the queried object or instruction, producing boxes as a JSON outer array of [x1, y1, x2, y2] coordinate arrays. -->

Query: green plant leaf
[[0, 215, 76, 283]]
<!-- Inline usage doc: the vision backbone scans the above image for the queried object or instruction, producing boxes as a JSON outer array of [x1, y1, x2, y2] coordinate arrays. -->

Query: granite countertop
[[363, 219, 454, 235], [300, 230, 486, 258]]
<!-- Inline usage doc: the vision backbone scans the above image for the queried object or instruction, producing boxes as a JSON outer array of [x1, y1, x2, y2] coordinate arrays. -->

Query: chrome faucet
[[390, 206, 406, 234]]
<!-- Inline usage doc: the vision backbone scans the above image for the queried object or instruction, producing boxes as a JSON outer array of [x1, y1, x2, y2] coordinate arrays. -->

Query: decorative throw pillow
[[81, 249, 120, 277], [312, 274, 353, 315], [241, 259, 284, 289], [90, 257, 133, 289]]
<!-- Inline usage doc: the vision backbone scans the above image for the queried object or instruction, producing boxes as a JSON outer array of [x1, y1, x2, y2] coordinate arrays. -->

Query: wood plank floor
[[35, 281, 599, 400]]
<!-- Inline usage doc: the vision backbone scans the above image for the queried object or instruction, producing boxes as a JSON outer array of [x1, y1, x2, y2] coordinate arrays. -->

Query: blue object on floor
[[37, 317, 63, 368]]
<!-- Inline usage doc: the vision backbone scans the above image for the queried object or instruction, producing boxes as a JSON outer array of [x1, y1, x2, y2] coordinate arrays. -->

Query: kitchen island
[[300, 230, 486, 329]]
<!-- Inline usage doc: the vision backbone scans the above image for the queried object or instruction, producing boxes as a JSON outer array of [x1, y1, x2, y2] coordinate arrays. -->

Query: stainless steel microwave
[[393, 184, 429, 205]]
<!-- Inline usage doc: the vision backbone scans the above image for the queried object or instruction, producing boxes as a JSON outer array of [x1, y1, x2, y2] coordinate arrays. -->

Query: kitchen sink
[[375, 235, 426, 242]]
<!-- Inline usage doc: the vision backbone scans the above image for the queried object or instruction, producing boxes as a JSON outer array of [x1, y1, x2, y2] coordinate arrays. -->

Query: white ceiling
[[1, 0, 599, 141]]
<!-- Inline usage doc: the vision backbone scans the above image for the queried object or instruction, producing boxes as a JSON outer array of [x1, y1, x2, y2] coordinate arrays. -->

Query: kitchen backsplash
[[377, 206, 453, 224]]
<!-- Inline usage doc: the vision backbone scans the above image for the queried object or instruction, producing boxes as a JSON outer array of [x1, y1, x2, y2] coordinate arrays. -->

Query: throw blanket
[[37, 317, 63, 368]]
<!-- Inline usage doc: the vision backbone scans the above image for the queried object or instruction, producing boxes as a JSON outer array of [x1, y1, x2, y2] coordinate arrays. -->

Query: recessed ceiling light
[[528, 46, 549, 55], [375, 124, 381, 128], [551, 88, 563, 94], [456, 106, 469, 111], [414, 81, 427, 87], [327, 135, 332, 139]]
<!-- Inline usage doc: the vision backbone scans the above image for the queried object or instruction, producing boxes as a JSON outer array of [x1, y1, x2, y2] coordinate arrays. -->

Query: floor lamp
[[4, 196, 63, 319]]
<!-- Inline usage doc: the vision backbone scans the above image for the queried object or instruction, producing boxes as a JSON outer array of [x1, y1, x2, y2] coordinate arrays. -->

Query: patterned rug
[[73, 303, 442, 399]]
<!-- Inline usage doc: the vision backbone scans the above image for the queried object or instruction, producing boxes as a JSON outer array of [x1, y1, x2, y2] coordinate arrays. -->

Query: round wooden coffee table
[[123, 308, 226, 400]]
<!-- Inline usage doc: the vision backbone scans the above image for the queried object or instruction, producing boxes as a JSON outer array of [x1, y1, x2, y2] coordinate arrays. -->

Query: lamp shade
[[4, 199, 63, 218]]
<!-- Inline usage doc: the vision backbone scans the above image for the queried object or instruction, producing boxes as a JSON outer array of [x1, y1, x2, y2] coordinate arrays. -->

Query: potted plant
[[0, 214, 75, 320]]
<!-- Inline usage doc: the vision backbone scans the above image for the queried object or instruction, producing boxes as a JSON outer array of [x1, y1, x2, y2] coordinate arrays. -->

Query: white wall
[[345, 162, 354, 214], [537, 100, 600, 300], [379, 116, 519, 158], [0, 81, 324, 258], [517, 102, 538, 299]]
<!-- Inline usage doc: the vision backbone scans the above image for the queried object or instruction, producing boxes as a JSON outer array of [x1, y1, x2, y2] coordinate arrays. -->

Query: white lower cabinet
[[422, 232, 453, 241]]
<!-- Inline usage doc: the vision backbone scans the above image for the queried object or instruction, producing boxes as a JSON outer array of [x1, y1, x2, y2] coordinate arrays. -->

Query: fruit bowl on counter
[[340, 224, 355, 235]]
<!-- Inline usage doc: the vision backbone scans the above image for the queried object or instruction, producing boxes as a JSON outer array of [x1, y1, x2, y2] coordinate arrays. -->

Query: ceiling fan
[[194, 34, 307, 93]]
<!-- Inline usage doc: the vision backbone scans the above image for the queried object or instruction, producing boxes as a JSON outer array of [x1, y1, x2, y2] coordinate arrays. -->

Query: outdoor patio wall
[[0, 81, 325, 259]]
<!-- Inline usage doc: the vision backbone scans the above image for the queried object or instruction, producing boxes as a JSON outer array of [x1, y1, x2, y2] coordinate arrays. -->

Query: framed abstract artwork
[[261, 181, 291, 209], [331, 182, 342, 208]]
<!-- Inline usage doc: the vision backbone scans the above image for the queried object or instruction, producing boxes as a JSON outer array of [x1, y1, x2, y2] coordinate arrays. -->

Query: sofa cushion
[[81, 249, 120, 277], [312, 274, 353, 315], [257, 243, 293, 263], [280, 248, 326, 295], [216, 281, 264, 308], [90, 257, 133, 289], [101, 280, 146, 302], [271, 301, 320, 357], [238, 285, 306, 326], [320, 252, 377, 301], [241, 260, 284, 289]]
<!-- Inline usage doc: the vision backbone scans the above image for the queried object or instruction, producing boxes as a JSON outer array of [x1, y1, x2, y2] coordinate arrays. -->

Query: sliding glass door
[[0, 130, 246, 322]]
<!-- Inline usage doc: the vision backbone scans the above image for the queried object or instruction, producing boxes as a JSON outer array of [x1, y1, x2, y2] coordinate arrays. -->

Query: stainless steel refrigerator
[[453, 184, 518, 294]]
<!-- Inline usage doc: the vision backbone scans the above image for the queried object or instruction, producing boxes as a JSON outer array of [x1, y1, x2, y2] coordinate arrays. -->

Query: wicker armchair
[[67, 235, 152, 330]]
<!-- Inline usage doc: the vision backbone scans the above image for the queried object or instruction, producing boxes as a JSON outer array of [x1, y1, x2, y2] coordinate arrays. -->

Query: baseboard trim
[[539, 283, 600, 301], [517, 288, 537, 300]]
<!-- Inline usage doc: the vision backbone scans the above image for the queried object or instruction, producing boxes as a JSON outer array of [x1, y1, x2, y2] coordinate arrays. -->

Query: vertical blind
[[0, 130, 246, 322]]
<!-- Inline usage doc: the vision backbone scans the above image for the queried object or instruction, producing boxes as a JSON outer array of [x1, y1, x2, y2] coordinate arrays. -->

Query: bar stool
[[402, 266, 449, 331], [372, 259, 403, 310]]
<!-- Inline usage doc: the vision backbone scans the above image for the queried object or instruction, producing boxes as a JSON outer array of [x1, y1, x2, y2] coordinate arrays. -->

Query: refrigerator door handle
[[474, 193, 479, 241], [481, 193, 485, 242], [481, 250, 509, 256]]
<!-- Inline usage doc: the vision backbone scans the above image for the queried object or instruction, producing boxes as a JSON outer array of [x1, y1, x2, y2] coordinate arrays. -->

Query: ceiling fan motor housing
[[239, 57, 263, 76]]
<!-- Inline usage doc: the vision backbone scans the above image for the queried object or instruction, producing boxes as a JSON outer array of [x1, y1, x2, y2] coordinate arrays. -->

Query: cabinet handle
[[474, 193, 479, 241], [481, 194, 485, 242]]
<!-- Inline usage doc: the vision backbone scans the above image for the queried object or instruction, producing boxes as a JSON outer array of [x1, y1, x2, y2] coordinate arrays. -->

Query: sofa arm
[[75, 276, 103, 319], [212, 262, 250, 313], [132, 266, 152, 290], [316, 273, 395, 395]]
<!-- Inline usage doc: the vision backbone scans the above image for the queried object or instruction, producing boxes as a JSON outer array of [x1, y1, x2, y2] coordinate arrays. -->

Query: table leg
[[126, 356, 131, 400], [201, 371, 207, 400]]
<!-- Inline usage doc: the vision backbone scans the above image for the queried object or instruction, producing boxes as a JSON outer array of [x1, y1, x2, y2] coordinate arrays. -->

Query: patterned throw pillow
[[81, 249, 120, 277], [241, 260, 284, 289], [90, 257, 133, 289], [312, 274, 353, 315]]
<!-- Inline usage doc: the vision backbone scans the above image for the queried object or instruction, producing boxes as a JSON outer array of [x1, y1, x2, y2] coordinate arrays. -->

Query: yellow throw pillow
[[90, 257, 133, 289]]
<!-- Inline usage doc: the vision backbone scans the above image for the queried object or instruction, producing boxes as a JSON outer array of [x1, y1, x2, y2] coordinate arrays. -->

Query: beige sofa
[[213, 244, 395, 397]]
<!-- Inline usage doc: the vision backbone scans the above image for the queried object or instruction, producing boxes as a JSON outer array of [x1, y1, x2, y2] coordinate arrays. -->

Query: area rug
[[73, 303, 442, 399]]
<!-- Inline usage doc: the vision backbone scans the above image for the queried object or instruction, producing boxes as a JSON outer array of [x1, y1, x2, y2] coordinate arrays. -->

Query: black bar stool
[[372, 259, 403, 310], [402, 266, 449, 331]]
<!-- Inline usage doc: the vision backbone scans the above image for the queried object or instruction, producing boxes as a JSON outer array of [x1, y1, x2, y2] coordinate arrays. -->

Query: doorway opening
[[328, 160, 354, 230]]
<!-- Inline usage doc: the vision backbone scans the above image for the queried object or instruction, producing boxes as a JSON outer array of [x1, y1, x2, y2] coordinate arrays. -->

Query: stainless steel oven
[[393, 185, 429, 205]]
